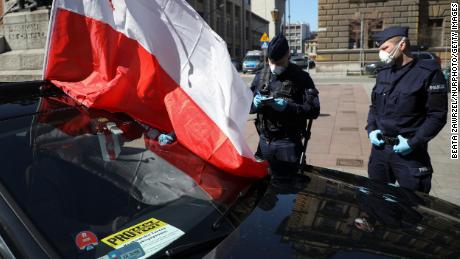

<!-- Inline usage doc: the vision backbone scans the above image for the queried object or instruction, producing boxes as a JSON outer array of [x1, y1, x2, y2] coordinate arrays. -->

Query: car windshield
[[244, 55, 261, 61], [0, 85, 251, 258]]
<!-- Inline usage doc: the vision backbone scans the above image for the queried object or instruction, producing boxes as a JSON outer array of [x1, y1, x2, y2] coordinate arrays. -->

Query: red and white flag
[[44, 0, 267, 178]]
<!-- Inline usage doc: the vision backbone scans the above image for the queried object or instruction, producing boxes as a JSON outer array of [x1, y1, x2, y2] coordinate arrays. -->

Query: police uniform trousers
[[368, 143, 432, 193], [258, 134, 302, 176]]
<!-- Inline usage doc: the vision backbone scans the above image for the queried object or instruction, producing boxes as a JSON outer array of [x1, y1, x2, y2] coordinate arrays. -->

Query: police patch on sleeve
[[429, 84, 446, 92], [101, 218, 184, 258]]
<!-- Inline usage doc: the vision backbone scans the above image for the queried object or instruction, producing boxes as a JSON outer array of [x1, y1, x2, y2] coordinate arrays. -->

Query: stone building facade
[[317, 0, 457, 72]]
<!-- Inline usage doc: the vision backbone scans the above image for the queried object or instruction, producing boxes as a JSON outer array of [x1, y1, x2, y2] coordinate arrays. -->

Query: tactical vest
[[255, 66, 307, 139]]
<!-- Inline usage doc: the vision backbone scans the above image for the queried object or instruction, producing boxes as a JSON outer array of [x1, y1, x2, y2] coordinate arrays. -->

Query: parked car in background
[[231, 59, 242, 72], [290, 56, 316, 69], [365, 51, 442, 76], [242, 50, 263, 74], [290, 56, 308, 68], [365, 61, 384, 75], [412, 51, 441, 65]]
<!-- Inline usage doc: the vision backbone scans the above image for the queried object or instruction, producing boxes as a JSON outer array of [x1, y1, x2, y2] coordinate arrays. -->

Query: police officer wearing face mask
[[250, 34, 320, 176], [366, 27, 448, 193]]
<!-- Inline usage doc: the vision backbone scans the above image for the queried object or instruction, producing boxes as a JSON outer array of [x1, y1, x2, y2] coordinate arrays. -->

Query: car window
[[419, 53, 432, 59], [244, 56, 261, 61], [0, 93, 248, 258], [413, 52, 433, 59]]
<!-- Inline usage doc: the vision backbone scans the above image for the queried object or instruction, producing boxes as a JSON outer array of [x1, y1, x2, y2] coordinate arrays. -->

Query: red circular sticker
[[75, 231, 98, 251]]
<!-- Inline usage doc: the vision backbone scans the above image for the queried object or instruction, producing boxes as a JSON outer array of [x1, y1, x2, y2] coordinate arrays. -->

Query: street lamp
[[271, 8, 280, 22], [271, 8, 281, 35]]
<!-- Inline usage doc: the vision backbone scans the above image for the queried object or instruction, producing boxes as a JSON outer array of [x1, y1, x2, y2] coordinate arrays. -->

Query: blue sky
[[289, 0, 318, 31]]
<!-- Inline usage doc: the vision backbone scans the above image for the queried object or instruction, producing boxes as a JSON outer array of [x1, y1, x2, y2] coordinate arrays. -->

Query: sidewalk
[[243, 74, 460, 206]]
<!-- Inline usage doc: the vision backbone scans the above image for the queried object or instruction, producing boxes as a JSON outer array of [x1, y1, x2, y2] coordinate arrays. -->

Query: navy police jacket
[[366, 58, 448, 148], [250, 63, 320, 137]]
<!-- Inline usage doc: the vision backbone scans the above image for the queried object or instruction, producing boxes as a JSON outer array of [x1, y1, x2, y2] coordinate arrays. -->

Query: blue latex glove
[[393, 135, 413, 155], [253, 93, 263, 109], [158, 133, 175, 146], [369, 129, 384, 147], [268, 98, 287, 111]]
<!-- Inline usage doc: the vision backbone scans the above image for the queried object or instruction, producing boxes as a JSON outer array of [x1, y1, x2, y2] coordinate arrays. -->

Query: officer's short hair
[[389, 36, 411, 48]]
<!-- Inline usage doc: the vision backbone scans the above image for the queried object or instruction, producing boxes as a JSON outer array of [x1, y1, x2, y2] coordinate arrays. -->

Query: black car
[[289, 56, 316, 69], [364, 61, 383, 75], [412, 51, 442, 65], [231, 59, 242, 72], [1, 81, 460, 258], [365, 51, 442, 76]]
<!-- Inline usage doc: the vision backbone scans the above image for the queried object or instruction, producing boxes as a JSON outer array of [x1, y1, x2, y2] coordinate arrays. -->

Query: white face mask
[[270, 64, 286, 75], [379, 38, 405, 64]]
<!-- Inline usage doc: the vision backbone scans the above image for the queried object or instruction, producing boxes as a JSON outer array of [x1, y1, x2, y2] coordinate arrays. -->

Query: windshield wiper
[[212, 190, 246, 230], [212, 179, 269, 230], [163, 232, 229, 257]]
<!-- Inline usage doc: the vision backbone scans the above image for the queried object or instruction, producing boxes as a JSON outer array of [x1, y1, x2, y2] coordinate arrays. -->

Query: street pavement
[[240, 70, 460, 206]]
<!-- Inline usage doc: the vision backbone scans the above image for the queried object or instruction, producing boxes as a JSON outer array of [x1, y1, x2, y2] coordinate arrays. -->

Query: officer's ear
[[399, 37, 409, 51]]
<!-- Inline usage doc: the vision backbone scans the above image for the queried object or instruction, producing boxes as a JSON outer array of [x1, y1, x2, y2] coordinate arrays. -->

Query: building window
[[349, 19, 361, 49], [216, 16, 223, 36], [227, 20, 232, 38], [235, 23, 241, 39], [235, 6, 240, 18], [348, 18, 382, 49], [367, 19, 383, 48], [228, 43, 233, 56], [427, 18, 444, 47], [226, 2, 232, 15]]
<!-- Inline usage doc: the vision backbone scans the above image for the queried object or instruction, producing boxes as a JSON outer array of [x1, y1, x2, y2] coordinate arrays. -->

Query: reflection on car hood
[[206, 167, 460, 258]]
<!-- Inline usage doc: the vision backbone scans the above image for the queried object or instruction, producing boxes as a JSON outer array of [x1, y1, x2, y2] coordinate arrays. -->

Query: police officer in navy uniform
[[366, 27, 448, 193], [250, 34, 320, 176]]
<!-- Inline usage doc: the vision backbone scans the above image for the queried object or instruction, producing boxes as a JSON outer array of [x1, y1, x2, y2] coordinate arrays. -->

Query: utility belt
[[261, 128, 302, 141]]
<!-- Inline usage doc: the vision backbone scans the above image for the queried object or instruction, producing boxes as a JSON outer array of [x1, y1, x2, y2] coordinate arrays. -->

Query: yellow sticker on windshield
[[101, 218, 184, 256]]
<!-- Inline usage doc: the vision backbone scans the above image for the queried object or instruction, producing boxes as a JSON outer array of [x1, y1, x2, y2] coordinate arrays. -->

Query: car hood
[[206, 168, 460, 258]]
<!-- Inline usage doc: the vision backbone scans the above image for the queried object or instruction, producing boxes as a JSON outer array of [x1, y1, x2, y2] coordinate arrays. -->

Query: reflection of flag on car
[[44, 0, 267, 177]]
